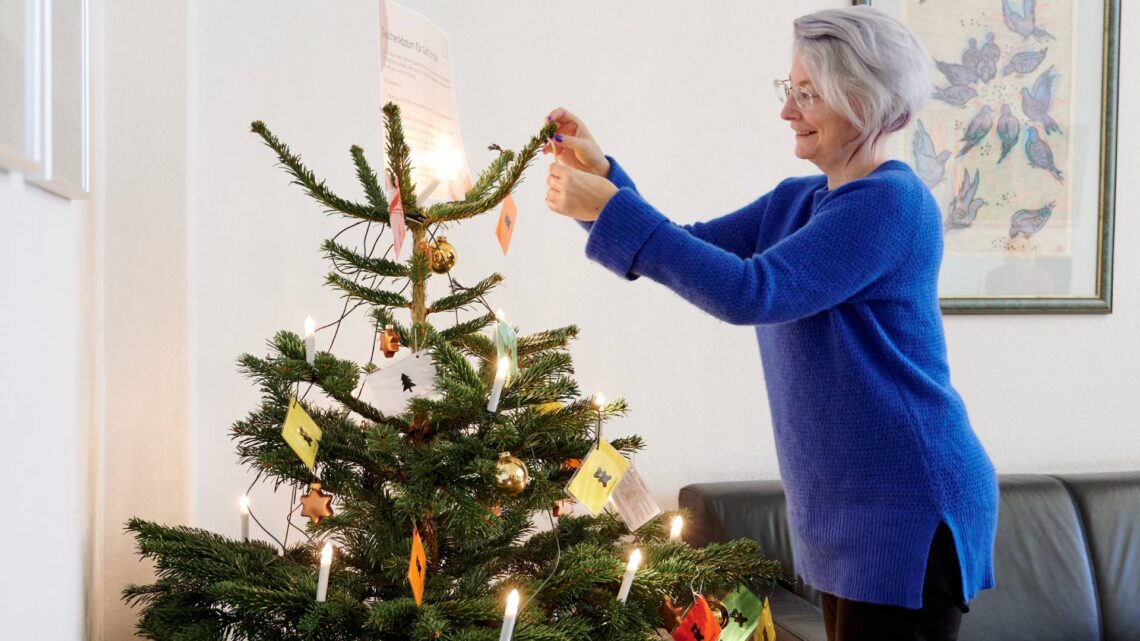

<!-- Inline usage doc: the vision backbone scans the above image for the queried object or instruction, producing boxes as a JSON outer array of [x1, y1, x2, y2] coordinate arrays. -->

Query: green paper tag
[[494, 320, 518, 380], [718, 585, 762, 641]]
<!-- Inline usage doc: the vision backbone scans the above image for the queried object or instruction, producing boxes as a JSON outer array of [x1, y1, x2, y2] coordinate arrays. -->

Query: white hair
[[793, 6, 932, 144]]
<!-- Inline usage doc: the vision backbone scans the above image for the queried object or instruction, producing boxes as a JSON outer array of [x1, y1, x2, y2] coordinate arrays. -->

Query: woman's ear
[[884, 112, 911, 133]]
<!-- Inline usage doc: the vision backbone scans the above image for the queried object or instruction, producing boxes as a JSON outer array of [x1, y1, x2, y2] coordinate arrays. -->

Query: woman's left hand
[[546, 162, 619, 222]]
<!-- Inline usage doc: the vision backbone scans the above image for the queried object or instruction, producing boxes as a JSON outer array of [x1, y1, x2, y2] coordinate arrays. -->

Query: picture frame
[[27, 0, 89, 199], [854, 0, 1118, 313], [0, 0, 42, 173]]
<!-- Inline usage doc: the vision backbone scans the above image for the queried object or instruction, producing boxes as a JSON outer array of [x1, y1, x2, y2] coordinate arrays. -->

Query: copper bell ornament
[[428, 237, 457, 274], [552, 498, 575, 517], [380, 325, 400, 358]]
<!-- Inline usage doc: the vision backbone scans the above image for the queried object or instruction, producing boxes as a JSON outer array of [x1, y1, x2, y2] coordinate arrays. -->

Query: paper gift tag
[[757, 598, 775, 641], [673, 596, 723, 641], [493, 318, 518, 380], [281, 398, 322, 470], [610, 465, 661, 532], [390, 185, 407, 260], [364, 350, 438, 416], [496, 195, 518, 255], [407, 526, 427, 606], [718, 585, 763, 641], [566, 440, 630, 515]]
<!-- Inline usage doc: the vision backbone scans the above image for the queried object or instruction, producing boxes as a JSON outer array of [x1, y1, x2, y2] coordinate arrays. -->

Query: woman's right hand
[[543, 108, 611, 178]]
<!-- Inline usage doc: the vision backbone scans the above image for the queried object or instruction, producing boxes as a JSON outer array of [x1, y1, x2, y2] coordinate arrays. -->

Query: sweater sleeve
[[579, 158, 766, 260], [584, 176, 922, 325], [576, 156, 638, 233]]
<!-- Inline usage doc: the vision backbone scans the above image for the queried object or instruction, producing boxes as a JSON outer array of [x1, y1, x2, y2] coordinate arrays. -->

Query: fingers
[[545, 107, 586, 137], [548, 161, 569, 179], [552, 133, 588, 150], [546, 107, 576, 125]]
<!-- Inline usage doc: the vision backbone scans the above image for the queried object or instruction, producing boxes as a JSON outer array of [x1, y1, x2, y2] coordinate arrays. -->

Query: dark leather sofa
[[679, 472, 1140, 640]]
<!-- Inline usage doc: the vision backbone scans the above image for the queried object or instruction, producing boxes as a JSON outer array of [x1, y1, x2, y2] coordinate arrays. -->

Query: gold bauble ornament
[[428, 237, 457, 274], [493, 452, 530, 496]]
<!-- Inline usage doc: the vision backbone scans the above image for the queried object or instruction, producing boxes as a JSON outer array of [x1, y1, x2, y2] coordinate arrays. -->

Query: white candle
[[304, 316, 316, 364], [239, 495, 251, 542], [669, 515, 683, 541], [487, 357, 509, 412], [499, 589, 520, 641], [316, 542, 333, 602], [616, 548, 641, 603]]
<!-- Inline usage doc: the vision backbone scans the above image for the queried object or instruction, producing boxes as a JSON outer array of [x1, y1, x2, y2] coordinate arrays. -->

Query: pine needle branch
[[250, 120, 384, 222], [428, 274, 504, 315], [324, 239, 410, 278], [327, 272, 411, 308]]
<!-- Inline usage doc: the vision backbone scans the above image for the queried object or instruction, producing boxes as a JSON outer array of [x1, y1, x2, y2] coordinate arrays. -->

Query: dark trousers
[[821, 523, 968, 641]]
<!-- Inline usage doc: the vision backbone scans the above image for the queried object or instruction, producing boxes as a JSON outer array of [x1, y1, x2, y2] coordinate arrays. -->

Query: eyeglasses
[[773, 78, 820, 110]]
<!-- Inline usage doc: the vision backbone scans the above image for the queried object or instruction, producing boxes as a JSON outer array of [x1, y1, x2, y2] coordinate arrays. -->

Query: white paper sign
[[363, 349, 439, 416], [610, 466, 662, 532], [379, 0, 471, 200]]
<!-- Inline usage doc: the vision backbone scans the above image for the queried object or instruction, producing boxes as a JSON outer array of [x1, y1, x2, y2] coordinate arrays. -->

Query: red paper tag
[[496, 195, 517, 255], [672, 596, 723, 641], [390, 186, 406, 260]]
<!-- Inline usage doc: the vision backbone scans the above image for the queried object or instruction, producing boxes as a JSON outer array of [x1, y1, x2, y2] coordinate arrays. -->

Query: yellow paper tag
[[408, 526, 427, 606], [281, 398, 322, 470], [757, 597, 776, 641], [566, 440, 631, 515]]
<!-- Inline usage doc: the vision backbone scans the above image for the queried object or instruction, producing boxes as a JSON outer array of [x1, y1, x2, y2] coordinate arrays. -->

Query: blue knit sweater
[[580, 157, 998, 608]]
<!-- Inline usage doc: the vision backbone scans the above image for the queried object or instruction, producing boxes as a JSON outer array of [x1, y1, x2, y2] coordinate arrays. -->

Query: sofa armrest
[[769, 584, 826, 641]]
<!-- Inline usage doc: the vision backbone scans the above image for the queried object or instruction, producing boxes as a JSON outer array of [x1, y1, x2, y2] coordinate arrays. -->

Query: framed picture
[[855, 0, 1119, 313], [0, 0, 42, 172], [27, 0, 89, 199]]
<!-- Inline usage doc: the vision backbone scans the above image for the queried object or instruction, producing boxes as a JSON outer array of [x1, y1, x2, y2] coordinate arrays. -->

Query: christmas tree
[[123, 103, 781, 641]]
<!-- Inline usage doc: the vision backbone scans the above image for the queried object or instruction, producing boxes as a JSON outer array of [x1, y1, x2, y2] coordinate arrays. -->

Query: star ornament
[[300, 483, 334, 524]]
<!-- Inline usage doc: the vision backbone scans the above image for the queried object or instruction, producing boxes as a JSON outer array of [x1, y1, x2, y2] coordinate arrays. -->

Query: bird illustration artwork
[[933, 84, 978, 108], [935, 59, 979, 87], [912, 119, 952, 188], [1024, 126, 1064, 182], [1021, 66, 1062, 135], [1009, 201, 1056, 239], [977, 32, 1000, 83], [961, 38, 981, 72], [944, 168, 986, 234], [957, 105, 994, 158], [1002, 47, 1048, 76], [996, 104, 1021, 164], [1002, 0, 1055, 41]]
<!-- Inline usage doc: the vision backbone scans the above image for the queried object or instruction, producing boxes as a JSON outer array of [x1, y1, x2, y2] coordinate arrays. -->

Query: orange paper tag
[[496, 195, 518, 255], [407, 526, 426, 606], [673, 596, 723, 641]]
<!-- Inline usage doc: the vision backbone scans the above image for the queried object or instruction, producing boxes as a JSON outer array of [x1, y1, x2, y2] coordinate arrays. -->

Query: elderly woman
[[544, 6, 998, 641]]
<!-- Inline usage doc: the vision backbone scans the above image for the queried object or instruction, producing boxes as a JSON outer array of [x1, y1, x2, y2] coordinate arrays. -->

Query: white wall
[[90, 1, 1140, 637], [0, 175, 90, 637], [92, 1, 192, 639]]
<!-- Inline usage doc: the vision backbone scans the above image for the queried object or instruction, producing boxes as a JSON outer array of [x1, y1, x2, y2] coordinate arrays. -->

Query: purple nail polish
[[546, 115, 553, 121], [554, 133, 564, 142]]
